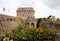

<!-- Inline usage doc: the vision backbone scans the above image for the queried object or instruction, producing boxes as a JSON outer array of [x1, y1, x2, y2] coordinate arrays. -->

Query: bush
[[22, 28, 58, 41], [5, 24, 25, 41], [5, 25, 58, 41]]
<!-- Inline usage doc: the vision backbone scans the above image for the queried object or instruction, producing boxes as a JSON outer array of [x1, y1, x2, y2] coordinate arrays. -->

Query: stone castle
[[0, 7, 60, 32], [0, 7, 38, 31], [0, 7, 60, 41]]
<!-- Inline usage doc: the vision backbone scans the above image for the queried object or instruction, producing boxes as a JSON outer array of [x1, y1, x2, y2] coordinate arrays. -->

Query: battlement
[[17, 7, 35, 20], [17, 7, 35, 12]]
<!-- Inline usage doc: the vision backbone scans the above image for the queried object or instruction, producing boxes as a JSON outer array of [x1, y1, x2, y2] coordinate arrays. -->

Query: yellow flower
[[40, 30, 43, 32], [53, 30, 56, 32], [49, 32, 50, 33]]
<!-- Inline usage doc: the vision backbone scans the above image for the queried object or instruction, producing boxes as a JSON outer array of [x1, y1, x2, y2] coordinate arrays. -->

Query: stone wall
[[0, 14, 19, 32]]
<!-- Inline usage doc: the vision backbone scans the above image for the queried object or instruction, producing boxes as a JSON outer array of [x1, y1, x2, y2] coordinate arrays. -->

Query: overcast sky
[[0, 0, 60, 18]]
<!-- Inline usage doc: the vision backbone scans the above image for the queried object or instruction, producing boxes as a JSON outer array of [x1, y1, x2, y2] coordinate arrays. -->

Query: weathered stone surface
[[17, 7, 38, 28]]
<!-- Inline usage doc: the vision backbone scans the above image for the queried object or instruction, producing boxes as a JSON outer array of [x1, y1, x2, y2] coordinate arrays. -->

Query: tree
[[36, 18, 42, 28], [47, 15, 52, 19]]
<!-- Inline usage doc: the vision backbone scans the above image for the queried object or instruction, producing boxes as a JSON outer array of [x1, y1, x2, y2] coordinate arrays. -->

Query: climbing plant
[[36, 18, 42, 28]]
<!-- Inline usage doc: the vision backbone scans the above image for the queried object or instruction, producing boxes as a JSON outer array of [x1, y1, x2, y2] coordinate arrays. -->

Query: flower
[[49, 32, 50, 33], [40, 30, 43, 32], [53, 30, 56, 32], [8, 29, 14, 35], [3, 38, 6, 41], [10, 39, 13, 41]]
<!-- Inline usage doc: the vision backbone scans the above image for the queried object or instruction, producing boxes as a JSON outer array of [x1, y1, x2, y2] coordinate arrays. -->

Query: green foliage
[[21, 28, 58, 41], [5, 24, 25, 41], [5, 26, 58, 41], [36, 18, 42, 28], [47, 15, 52, 19], [36, 18, 47, 28]]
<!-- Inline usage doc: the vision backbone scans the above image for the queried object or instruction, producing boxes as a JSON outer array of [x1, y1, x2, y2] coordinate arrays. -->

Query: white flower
[[3, 38, 6, 41], [10, 39, 13, 41], [6, 37, 9, 40]]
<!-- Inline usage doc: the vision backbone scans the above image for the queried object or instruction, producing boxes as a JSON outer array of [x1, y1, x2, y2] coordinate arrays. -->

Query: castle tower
[[17, 7, 35, 20], [17, 7, 37, 28]]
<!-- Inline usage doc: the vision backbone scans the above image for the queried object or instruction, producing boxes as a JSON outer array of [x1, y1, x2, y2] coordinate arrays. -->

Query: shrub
[[22, 28, 58, 41], [5, 26, 58, 41], [5, 24, 25, 41]]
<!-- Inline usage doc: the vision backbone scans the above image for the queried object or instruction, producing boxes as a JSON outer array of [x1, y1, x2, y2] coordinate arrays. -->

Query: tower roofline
[[17, 7, 35, 12]]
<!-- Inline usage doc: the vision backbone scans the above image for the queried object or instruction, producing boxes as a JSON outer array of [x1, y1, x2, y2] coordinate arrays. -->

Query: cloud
[[0, 0, 19, 16], [18, 0, 60, 18], [0, 0, 60, 18], [18, 0, 34, 7], [43, 0, 60, 9]]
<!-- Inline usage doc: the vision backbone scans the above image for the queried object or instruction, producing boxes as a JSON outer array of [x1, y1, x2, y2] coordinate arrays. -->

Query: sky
[[0, 0, 60, 18]]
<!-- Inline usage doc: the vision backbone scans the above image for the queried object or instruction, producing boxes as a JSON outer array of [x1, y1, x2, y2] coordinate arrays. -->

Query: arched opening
[[7, 19, 9, 21], [10, 18, 12, 21], [27, 23, 29, 26], [31, 23, 34, 27]]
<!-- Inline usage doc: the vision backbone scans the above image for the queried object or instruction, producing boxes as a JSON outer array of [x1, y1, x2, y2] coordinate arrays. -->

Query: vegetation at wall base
[[4, 24, 58, 41]]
